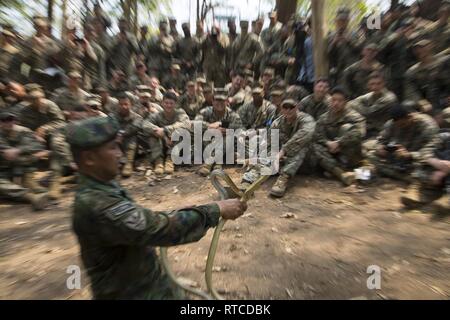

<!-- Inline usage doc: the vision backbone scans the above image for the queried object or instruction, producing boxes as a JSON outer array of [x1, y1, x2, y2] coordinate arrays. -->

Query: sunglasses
[[0, 116, 15, 122]]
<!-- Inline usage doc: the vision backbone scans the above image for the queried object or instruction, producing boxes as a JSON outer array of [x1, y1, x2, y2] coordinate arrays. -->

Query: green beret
[[66, 116, 120, 149]]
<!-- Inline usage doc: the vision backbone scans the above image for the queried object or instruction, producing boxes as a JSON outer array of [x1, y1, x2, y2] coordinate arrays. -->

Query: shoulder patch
[[103, 201, 136, 221]]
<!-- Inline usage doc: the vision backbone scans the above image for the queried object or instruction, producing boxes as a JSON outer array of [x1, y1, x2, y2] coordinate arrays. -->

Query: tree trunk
[[47, 0, 54, 32], [61, 0, 67, 40], [133, 0, 138, 35], [276, 0, 297, 24], [311, 0, 328, 78], [390, 0, 399, 10]]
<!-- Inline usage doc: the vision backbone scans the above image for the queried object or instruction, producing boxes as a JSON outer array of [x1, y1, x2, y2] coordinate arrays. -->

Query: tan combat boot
[[164, 157, 174, 174], [122, 148, 136, 178], [22, 173, 46, 194], [23, 192, 49, 211], [401, 183, 441, 209], [197, 163, 213, 177], [331, 167, 356, 186], [154, 158, 164, 175], [270, 174, 290, 198], [48, 172, 63, 200]]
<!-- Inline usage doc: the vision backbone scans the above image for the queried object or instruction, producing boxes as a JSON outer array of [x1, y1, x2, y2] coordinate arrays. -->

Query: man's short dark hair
[[368, 71, 384, 81], [330, 86, 349, 99], [163, 91, 178, 102], [390, 103, 411, 121], [315, 77, 330, 86], [116, 92, 130, 101]]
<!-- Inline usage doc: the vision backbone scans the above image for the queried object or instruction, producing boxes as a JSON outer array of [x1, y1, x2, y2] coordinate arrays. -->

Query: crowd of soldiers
[[0, 1, 449, 213]]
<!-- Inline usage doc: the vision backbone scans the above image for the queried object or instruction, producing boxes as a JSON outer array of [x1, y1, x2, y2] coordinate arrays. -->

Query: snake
[[160, 169, 271, 300]]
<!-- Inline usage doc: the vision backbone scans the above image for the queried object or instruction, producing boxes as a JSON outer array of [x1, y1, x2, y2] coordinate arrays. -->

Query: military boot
[[48, 172, 63, 200], [154, 158, 164, 175], [23, 192, 49, 211], [22, 173, 47, 194], [197, 163, 213, 177], [213, 164, 223, 171], [164, 158, 175, 174], [401, 183, 442, 209], [331, 167, 356, 186], [270, 174, 290, 198], [122, 148, 136, 178]]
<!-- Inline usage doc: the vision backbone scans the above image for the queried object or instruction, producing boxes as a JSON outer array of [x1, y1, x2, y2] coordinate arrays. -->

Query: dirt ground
[[0, 167, 449, 300]]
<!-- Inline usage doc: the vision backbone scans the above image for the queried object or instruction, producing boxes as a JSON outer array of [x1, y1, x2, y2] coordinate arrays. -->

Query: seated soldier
[[241, 99, 316, 197], [343, 43, 386, 99], [129, 61, 152, 90], [349, 72, 397, 150], [312, 87, 366, 186], [285, 85, 309, 102], [94, 86, 119, 115], [135, 91, 162, 120], [195, 89, 242, 176], [149, 77, 164, 103], [52, 71, 90, 115], [261, 68, 276, 100], [2, 81, 28, 117], [161, 63, 187, 94], [401, 130, 450, 209], [371, 103, 439, 182], [142, 92, 190, 176], [177, 81, 204, 120], [225, 71, 247, 111], [270, 89, 284, 118], [107, 69, 130, 98], [0, 112, 48, 210], [238, 85, 277, 130], [299, 78, 331, 121], [19, 85, 70, 199], [112, 93, 143, 178], [201, 85, 214, 109]]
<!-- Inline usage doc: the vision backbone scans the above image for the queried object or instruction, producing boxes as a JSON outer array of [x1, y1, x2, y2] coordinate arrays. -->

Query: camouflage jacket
[[343, 60, 386, 99], [327, 30, 360, 82], [143, 109, 191, 137], [112, 111, 143, 140], [271, 111, 316, 156], [260, 22, 283, 50], [315, 107, 366, 149], [299, 95, 330, 121], [175, 36, 201, 67], [177, 93, 204, 120], [107, 32, 139, 74], [349, 89, 398, 135], [377, 113, 440, 164], [51, 87, 90, 112], [225, 83, 247, 111], [231, 33, 263, 70], [0, 125, 45, 169], [72, 174, 220, 299], [194, 106, 242, 130], [147, 34, 175, 72], [18, 99, 65, 133], [201, 35, 229, 69], [238, 99, 277, 130], [404, 54, 449, 110], [21, 35, 60, 71]]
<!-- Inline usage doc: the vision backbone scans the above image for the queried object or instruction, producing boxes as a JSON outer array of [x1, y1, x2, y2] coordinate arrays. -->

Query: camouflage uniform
[[175, 36, 201, 77], [101, 96, 119, 115], [129, 74, 152, 91], [18, 98, 65, 132], [404, 54, 449, 114], [142, 109, 190, 162], [147, 34, 175, 78], [225, 83, 247, 111], [371, 113, 440, 180], [238, 99, 277, 130], [231, 33, 263, 71], [299, 94, 330, 121], [52, 87, 90, 112], [161, 72, 187, 94], [0, 124, 45, 200], [59, 39, 98, 81], [67, 116, 221, 299], [424, 21, 450, 54], [201, 35, 229, 87], [107, 32, 139, 76], [312, 107, 366, 172], [327, 30, 360, 86], [178, 93, 204, 120], [260, 22, 283, 50], [0, 41, 19, 78], [343, 60, 386, 99], [349, 89, 398, 139], [194, 106, 242, 130]]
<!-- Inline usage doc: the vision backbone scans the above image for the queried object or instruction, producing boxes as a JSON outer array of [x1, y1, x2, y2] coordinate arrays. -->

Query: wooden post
[[61, 0, 67, 40], [275, 0, 297, 24], [311, 0, 328, 78]]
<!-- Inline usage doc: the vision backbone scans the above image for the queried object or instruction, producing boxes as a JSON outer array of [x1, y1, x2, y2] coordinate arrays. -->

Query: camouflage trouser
[[369, 153, 414, 182], [49, 132, 73, 172], [204, 65, 227, 87], [0, 170, 30, 200], [312, 142, 362, 173], [144, 136, 173, 163], [242, 148, 308, 183]]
